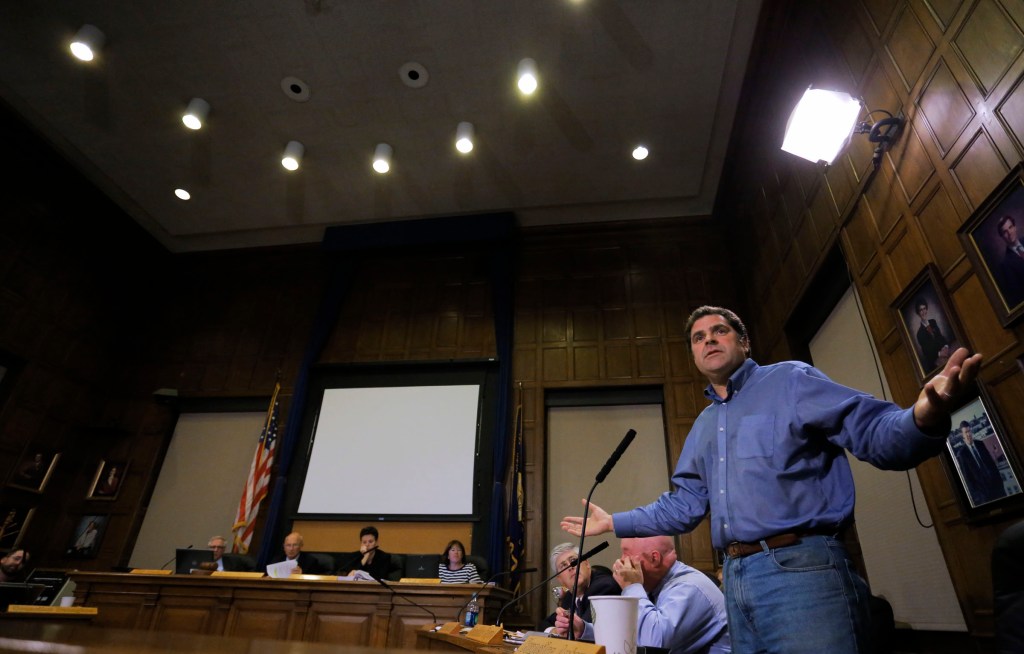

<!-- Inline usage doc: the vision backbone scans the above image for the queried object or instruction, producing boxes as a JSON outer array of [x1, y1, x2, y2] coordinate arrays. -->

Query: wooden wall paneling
[[916, 56, 981, 159], [844, 200, 883, 274], [952, 0, 1024, 98], [917, 0, 969, 34], [912, 177, 971, 272], [951, 274, 1019, 355], [886, 2, 940, 95], [949, 128, 1013, 208], [891, 120, 939, 206], [861, 0, 904, 38]]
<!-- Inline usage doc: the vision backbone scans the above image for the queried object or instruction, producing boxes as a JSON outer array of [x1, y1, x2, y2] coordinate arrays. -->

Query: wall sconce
[[781, 88, 903, 169], [517, 58, 538, 95], [182, 98, 210, 130], [455, 122, 474, 154], [281, 140, 304, 171], [69, 24, 105, 62], [373, 143, 393, 174]]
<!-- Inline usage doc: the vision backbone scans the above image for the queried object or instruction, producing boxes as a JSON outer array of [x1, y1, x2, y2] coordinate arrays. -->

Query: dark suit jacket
[[915, 318, 949, 371], [270, 550, 329, 575], [997, 239, 1024, 308], [539, 565, 621, 630], [955, 441, 1005, 506], [338, 549, 395, 580]]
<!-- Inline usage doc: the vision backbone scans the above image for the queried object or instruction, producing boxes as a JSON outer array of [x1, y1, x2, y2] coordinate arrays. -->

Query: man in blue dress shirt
[[562, 305, 982, 654], [556, 536, 730, 654]]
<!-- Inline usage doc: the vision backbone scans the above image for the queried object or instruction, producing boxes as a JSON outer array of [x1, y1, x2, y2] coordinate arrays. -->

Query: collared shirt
[[581, 561, 730, 654], [614, 358, 945, 547]]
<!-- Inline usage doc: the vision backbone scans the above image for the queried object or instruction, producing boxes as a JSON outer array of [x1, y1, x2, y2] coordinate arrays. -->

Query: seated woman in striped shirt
[[438, 539, 482, 584]]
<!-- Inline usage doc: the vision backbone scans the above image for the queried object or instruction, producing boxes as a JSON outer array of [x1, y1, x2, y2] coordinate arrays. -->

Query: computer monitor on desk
[[0, 582, 47, 610], [174, 548, 215, 574], [24, 569, 74, 606]]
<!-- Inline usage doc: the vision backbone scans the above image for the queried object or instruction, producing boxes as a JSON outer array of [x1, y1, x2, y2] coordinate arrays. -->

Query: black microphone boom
[[455, 567, 538, 624], [570, 428, 636, 639], [494, 543, 608, 628], [372, 574, 438, 624], [595, 429, 637, 483]]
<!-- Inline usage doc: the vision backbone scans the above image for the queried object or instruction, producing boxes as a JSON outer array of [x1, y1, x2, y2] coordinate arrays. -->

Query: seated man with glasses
[[538, 542, 620, 632], [204, 535, 255, 572]]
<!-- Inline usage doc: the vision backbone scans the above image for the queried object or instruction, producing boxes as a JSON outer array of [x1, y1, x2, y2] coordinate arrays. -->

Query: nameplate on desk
[[466, 624, 504, 645], [291, 574, 339, 581], [129, 569, 173, 575], [435, 622, 462, 634], [210, 571, 266, 579], [518, 635, 605, 654], [400, 577, 441, 584], [6, 605, 99, 616]]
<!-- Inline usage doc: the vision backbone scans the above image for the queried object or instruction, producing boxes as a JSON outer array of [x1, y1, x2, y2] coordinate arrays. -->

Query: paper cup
[[60, 596, 75, 607], [589, 595, 639, 654]]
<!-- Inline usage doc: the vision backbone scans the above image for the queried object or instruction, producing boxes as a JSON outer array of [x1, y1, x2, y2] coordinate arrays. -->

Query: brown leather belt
[[724, 530, 835, 559]]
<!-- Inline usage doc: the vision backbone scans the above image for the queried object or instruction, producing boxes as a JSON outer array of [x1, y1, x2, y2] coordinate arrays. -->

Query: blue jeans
[[722, 535, 871, 654]]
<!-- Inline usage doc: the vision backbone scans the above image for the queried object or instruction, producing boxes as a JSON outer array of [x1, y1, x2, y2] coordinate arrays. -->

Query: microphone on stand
[[160, 545, 192, 571], [494, 541, 608, 628], [569, 429, 636, 639], [371, 574, 438, 624], [454, 567, 538, 624]]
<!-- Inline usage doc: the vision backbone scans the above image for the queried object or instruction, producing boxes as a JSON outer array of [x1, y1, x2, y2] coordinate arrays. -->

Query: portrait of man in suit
[[946, 398, 1022, 511], [995, 214, 1024, 308]]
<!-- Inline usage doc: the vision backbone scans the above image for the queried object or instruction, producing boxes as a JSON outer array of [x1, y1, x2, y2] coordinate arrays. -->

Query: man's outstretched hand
[[561, 499, 613, 537]]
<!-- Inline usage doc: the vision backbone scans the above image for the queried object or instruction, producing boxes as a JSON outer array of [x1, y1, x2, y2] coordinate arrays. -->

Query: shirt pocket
[[735, 414, 775, 458]]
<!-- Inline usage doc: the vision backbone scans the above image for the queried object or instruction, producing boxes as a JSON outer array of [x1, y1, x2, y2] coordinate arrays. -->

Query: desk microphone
[[570, 429, 636, 639], [371, 574, 438, 624], [454, 567, 538, 624], [160, 545, 192, 571], [494, 541, 608, 628]]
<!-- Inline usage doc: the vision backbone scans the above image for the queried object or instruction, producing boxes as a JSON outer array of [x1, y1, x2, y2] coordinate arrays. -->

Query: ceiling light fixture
[[181, 98, 210, 130], [373, 143, 393, 174], [781, 87, 903, 168], [281, 141, 304, 171], [69, 24, 105, 62], [455, 122, 475, 154], [632, 145, 649, 161], [517, 58, 538, 95], [174, 188, 191, 201]]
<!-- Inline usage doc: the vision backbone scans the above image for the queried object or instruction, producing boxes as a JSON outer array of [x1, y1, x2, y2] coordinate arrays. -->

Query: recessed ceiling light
[[373, 143, 393, 174], [280, 76, 310, 102], [399, 62, 429, 88], [182, 98, 210, 130], [69, 24, 105, 62], [455, 122, 474, 154], [174, 188, 191, 200], [517, 58, 538, 95], [632, 145, 649, 160], [282, 141, 304, 171]]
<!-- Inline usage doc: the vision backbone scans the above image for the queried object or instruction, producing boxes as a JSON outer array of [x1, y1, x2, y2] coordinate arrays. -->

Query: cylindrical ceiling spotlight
[[281, 140, 304, 171], [455, 122, 474, 154], [517, 58, 538, 95], [182, 98, 210, 130], [373, 143, 393, 174], [70, 24, 105, 62]]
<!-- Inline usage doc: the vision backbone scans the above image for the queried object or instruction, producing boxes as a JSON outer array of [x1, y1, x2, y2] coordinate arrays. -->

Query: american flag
[[232, 384, 280, 554]]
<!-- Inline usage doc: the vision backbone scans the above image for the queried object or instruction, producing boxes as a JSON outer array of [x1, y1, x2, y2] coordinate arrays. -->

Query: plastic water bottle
[[464, 595, 479, 627]]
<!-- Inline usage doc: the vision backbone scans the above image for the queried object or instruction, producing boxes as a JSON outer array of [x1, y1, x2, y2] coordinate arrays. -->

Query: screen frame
[[284, 359, 499, 524]]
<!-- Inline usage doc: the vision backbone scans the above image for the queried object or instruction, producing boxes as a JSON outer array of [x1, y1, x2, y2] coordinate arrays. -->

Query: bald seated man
[[556, 536, 730, 654], [269, 531, 329, 575]]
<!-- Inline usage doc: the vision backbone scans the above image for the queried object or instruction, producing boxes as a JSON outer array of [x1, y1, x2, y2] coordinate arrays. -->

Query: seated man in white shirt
[[556, 536, 730, 654]]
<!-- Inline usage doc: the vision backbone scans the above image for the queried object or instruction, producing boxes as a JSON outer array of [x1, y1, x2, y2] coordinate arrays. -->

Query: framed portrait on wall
[[7, 448, 60, 493], [942, 385, 1024, 522], [66, 515, 109, 558], [891, 264, 967, 383], [86, 460, 128, 500], [957, 161, 1024, 326], [0, 506, 35, 550]]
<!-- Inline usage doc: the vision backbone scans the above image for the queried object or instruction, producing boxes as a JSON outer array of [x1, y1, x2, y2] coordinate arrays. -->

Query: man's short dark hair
[[915, 297, 928, 310], [685, 306, 749, 343], [998, 214, 1015, 232], [959, 420, 971, 430], [359, 526, 378, 540]]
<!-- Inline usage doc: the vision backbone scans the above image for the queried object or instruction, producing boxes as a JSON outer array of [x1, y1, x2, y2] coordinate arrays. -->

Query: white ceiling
[[0, 1, 763, 253]]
